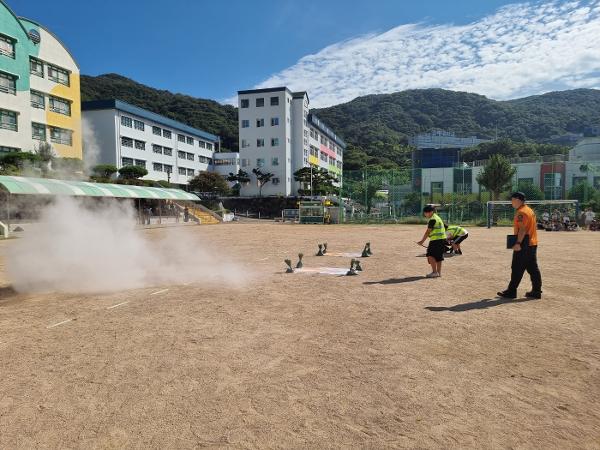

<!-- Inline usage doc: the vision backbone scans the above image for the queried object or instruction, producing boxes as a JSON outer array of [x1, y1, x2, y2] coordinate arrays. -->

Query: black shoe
[[525, 291, 542, 299], [497, 290, 517, 299]]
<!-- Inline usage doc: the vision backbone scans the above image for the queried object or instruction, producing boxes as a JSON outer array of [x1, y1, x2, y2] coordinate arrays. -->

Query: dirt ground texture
[[1, 223, 599, 449]]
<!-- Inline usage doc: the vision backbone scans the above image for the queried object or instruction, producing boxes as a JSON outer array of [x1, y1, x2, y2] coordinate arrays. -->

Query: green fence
[[338, 162, 600, 225]]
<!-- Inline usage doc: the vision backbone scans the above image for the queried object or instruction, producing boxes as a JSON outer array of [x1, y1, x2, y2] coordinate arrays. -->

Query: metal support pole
[[159, 201, 162, 225]]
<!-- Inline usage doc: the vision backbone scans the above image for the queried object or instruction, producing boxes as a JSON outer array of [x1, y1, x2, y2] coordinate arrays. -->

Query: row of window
[[30, 90, 72, 116], [120, 136, 212, 163], [241, 138, 280, 148], [30, 57, 70, 86], [240, 157, 280, 167], [309, 128, 343, 155], [213, 158, 239, 166], [241, 117, 280, 128], [240, 96, 280, 108], [121, 115, 213, 149], [0, 110, 72, 145], [31, 122, 73, 145]]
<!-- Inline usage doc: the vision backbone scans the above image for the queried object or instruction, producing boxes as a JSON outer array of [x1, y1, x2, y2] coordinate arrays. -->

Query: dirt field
[[1, 223, 599, 449]]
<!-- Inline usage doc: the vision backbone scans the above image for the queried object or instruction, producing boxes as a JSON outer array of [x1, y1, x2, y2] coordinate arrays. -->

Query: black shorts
[[453, 233, 468, 245], [426, 239, 445, 261]]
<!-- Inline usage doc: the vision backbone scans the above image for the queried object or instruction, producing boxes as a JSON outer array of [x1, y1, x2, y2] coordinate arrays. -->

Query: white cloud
[[230, 0, 600, 108]]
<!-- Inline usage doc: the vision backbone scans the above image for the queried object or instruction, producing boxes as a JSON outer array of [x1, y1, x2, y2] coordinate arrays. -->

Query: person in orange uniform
[[498, 192, 543, 299]]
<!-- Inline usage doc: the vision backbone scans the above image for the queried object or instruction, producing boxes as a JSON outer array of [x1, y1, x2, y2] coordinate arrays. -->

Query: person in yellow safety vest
[[417, 205, 446, 278], [444, 224, 469, 255]]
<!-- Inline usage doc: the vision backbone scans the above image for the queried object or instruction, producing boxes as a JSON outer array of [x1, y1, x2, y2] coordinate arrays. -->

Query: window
[[178, 134, 185, 142], [164, 164, 172, 173], [241, 139, 250, 148], [431, 182, 444, 196], [153, 162, 163, 172], [163, 147, 172, 156], [163, 129, 172, 139], [30, 90, 45, 109], [594, 177, 600, 189], [186, 152, 194, 161], [207, 143, 213, 150], [241, 99, 249, 108], [271, 117, 279, 126], [256, 158, 265, 167], [134, 120, 144, 131], [0, 71, 16, 95], [337, 161, 342, 169], [241, 119, 250, 128], [178, 151, 186, 159], [198, 140, 206, 148], [135, 140, 145, 150], [257, 138, 265, 147], [0, 146, 20, 153], [187, 168, 194, 176], [256, 118, 264, 127], [49, 96, 71, 116], [153, 126, 162, 136], [153, 144, 163, 154], [241, 158, 250, 167], [0, 109, 17, 131], [46, 122, 75, 148], [30, 57, 44, 77], [572, 176, 587, 186], [121, 136, 133, 147], [272, 157, 279, 166], [135, 159, 146, 168], [47, 64, 70, 86], [518, 178, 534, 185], [186, 136, 193, 145], [256, 98, 264, 107], [0, 34, 15, 58], [199, 155, 209, 163], [272, 177, 280, 185], [122, 157, 134, 166], [304, 129, 309, 137], [32, 122, 46, 140], [320, 152, 327, 162], [271, 138, 279, 147], [121, 116, 133, 127], [178, 167, 187, 175], [270, 96, 279, 106], [544, 173, 563, 200]]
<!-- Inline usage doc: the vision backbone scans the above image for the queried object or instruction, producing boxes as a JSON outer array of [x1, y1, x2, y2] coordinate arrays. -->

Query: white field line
[[107, 301, 129, 310], [150, 289, 169, 296], [47, 319, 73, 328]]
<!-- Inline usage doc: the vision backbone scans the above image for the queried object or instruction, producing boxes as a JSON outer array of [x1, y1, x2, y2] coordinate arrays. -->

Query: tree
[[118, 165, 148, 180], [293, 167, 339, 196], [252, 168, 274, 196], [568, 181, 600, 206], [91, 164, 118, 181], [188, 171, 230, 196], [226, 169, 251, 184], [476, 154, 516, 201], [0, 151, 41, 175], [34, 142, 56, 177], [517, 180, 544, 201]]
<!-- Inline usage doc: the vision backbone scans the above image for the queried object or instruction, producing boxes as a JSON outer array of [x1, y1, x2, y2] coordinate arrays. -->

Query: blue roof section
[[82, 99, 219, 143]]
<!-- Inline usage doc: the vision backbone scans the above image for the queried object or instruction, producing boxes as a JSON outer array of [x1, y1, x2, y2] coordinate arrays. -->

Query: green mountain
[[314, 88, 600, 170], [81, 74, 600, 170], [80, 74, 239, 151]]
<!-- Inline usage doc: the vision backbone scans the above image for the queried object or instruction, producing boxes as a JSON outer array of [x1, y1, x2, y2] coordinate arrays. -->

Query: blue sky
[[8, 0, 600, 106]]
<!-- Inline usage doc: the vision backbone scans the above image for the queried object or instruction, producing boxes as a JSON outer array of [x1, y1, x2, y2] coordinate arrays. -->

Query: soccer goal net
[[486, 200, 580, 228]]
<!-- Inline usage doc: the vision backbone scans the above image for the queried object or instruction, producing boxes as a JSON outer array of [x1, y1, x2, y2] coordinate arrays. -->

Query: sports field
[[1, 223, 599, 448]]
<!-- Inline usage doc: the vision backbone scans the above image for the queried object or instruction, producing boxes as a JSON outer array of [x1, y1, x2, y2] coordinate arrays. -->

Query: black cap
[[510, 192, 526, 201], [423, 205, 435, 213]]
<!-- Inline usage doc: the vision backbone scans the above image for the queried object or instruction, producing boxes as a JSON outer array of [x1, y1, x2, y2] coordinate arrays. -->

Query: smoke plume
[[6, 197, 248, 294]]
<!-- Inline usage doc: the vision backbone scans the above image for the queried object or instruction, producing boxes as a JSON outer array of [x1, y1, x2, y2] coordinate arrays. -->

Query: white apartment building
[[237, 87, 345, 196], [82, 100, 219, 186]]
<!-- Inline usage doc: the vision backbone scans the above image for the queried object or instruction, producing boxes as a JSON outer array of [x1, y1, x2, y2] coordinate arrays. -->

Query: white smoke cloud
[[229, 0, 600, 107], [82, 117, 101, 173], [6, 197, 249, 294]]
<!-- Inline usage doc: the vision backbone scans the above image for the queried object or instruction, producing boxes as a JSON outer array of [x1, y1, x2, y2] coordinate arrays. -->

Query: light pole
[[310, 164, 313, 198]]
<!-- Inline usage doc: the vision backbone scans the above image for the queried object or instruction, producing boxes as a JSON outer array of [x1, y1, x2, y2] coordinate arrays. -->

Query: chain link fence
[[338, 162, 600, 225]]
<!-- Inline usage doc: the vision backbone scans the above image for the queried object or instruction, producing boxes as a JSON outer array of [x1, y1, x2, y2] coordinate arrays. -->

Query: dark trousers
[[508, 245, 542, 293]]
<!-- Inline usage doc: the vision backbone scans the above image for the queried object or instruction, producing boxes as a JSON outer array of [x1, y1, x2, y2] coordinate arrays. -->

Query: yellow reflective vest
[[429, 213, 446, 241]]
